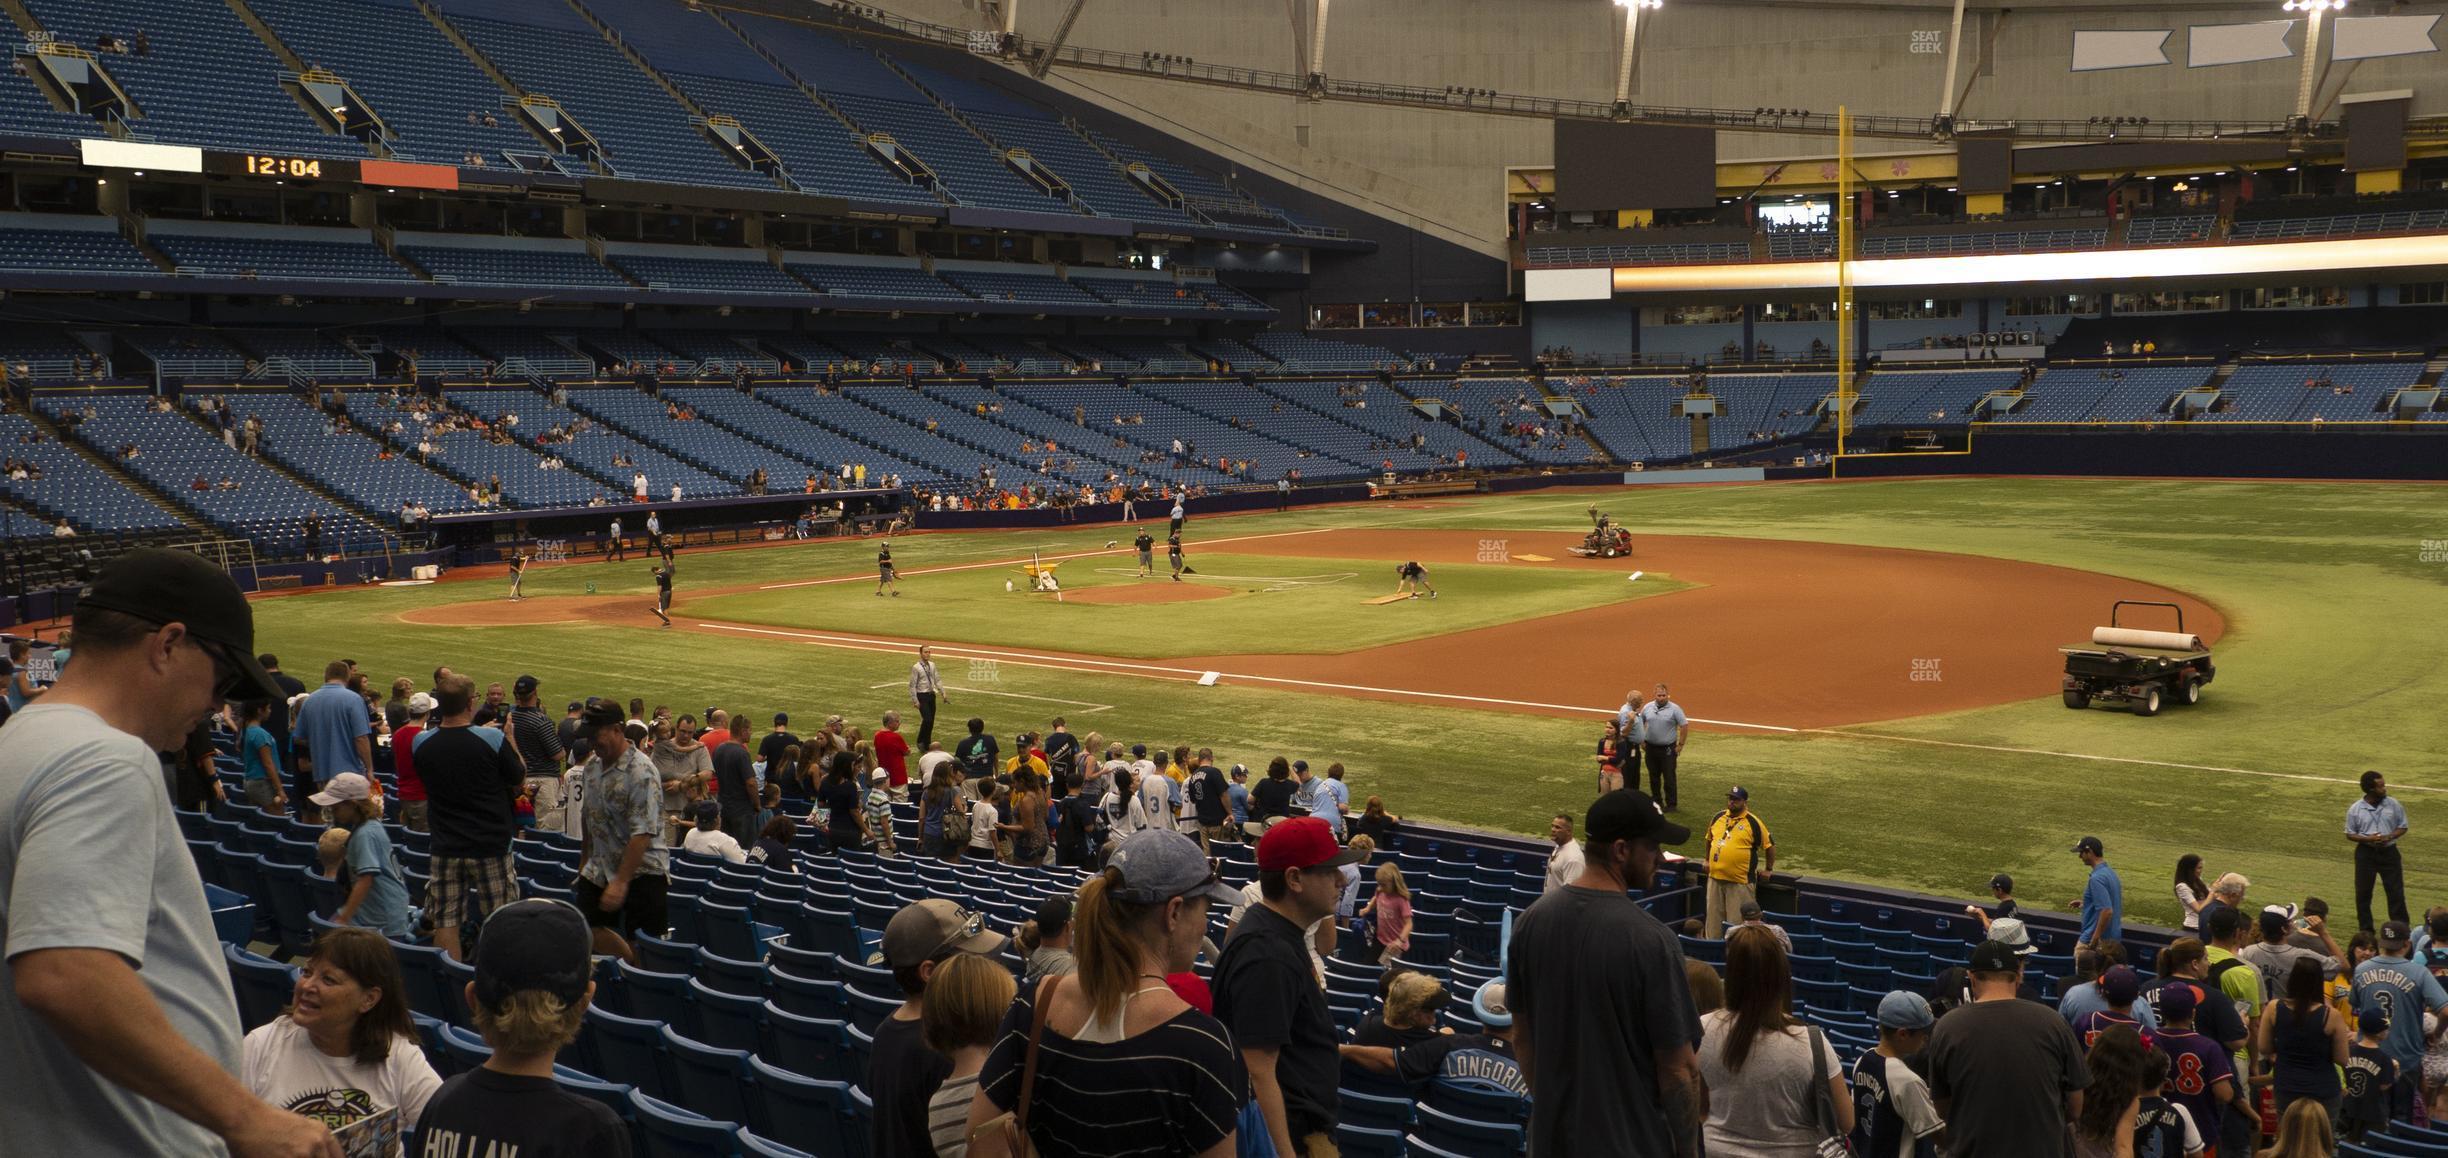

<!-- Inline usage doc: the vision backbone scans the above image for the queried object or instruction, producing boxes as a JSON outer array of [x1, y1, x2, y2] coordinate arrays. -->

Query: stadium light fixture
[[2280, 0, 2345, 10], [1615, 0, 1662, 8]]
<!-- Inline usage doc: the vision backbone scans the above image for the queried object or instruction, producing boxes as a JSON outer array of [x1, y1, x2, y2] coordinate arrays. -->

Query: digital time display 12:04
[[205, 152, 361, 182]]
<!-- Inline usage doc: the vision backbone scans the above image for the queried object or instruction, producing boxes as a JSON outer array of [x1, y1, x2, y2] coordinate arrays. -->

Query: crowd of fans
[[1, 548, 2431, 1158]]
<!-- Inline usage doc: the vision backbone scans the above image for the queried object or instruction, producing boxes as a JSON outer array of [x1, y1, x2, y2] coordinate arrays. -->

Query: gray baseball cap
[[1108, 830, 1243, 907]]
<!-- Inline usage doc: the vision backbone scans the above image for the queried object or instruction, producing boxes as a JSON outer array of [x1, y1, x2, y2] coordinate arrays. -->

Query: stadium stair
[[176, 399, 398, 528], [710, 10, 956, 207]]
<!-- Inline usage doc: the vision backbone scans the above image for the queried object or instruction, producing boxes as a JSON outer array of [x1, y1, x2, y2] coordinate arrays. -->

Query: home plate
[[1510, 553, 1554, 562]]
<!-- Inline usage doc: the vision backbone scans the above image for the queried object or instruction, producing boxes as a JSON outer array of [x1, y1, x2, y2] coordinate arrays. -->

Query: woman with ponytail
[[964, 829, 1246, 1157]]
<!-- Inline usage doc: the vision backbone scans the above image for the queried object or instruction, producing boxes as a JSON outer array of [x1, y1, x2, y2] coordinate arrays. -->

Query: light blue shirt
[[1311, 777, 1350, 835], [293, 682, 371, 780], [2058, 980, 2161, 1031], [2356, 954, 2448, 1071], [344, 822, 412, 939], [1227, 782, 1250, 825], [2080, 861, 2124, 943], [2348, 796, 2408, 847], [1638, 700, 1688, 747], [240, 725, 279, 781]]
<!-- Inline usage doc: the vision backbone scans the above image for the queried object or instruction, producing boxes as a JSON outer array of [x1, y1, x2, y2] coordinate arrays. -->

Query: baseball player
[[1168, 495, 1185, 538], [606, 517, 626, 562], [876, 539, 900, 597], [1135, 528, 1155, 578], [1168, 533, 1187, 582], [652, 561, 674, 628], [507, 549, 530, 602], [1396, 561, 1437, 599]]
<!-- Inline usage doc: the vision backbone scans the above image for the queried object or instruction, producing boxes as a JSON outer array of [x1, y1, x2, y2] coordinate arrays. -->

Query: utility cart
[[2060, 600, 2215, 717]]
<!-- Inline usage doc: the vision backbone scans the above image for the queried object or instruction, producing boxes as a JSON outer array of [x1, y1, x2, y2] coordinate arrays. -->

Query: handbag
[[968, 974, 1060, 1156], [1806, 1025, 1852, 1158]]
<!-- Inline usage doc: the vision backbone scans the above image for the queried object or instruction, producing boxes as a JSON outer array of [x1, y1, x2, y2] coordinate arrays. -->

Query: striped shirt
[[928, 1074, 978, 1158], [978, 980, 1247, 1156]]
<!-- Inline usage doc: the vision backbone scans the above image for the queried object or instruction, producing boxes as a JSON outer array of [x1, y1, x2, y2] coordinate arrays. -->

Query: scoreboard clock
[[204, 152, 362, 182]]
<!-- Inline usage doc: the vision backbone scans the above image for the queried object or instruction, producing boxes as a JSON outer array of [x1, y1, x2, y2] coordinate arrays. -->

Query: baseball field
[[248, 477, 2448, 929]]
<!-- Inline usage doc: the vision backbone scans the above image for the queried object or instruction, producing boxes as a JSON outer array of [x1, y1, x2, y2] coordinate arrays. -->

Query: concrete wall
[[851, 0, 2448, 258]]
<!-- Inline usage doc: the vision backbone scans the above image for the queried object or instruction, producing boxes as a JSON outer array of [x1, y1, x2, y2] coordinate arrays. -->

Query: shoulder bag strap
[[1014, 973, 1061, 1148]]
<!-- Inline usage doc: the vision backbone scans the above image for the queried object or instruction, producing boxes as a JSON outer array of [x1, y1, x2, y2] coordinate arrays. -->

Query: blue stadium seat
[[761, 1002, 855, 1085], [842, 985, 901, 1037], [661, 1024, 759, 1135], [585, 1005, 678, 1101], [746, 1055, 854, 1156], [628, 1089, 743, 1158], [224, 944, 297, 1032], [738, 1128, 816, 1158], [619, 962, 701, 1037], [438, 1022, 495, 1073], [390, 941, 451, 1023], [1336, 1123, 1408, 1158], [688, 977, 766, 1054], [1411, 1103, 1525, 1153]]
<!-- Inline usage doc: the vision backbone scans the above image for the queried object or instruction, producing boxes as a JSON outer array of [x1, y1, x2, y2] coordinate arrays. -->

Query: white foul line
[[754, 526, 1340, 591], [715, 622, 2414, 793]]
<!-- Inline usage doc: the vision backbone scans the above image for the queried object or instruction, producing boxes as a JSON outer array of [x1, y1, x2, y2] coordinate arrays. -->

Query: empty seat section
[[436, 6, 769, 189], [0, 219, 161, 276], [23, 0, 349, 155], [38, 396, 385, 554], [448, 388, 737, 499], [563, 388, 808, 486], [1245, 332, 1414, 372], [340, 392, 606, 509], [211, 391, 479, 515], [0, 413, 187, 534], [1851, 370, 2019, 428], [783, 261, 970, 304], [1574, 378, 1689, 461], [2125, 216, 2217, 246], [668, 387, 949, 486], [397, 238, 633, 291], [607, 252, 813, 297], [1256, 380, 1523, 468], [959, 109, 1191, 224], [753, 386, 982, 487], [1000, 383, 1308, 483], [1416, 379, 1601, 465], [668, 73, 934, 205], [149, 227, 412, 284], [245, 0, 542, 167], [936, 269, 1104, 308]]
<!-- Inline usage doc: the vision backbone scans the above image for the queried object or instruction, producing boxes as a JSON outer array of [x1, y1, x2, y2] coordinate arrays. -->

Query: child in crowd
[[2340, 1008, 2397, 1142], [415, 900, 631, 1157], [864, 768, 897, 859], [2131, 1048, 2202, 1158], [1851, 991, 1943, 1158], [315, 827, 349, 882], [921, 953, 1016, 1158], [750, 815, 797, 869], [315, 773, 413, 941], [680, 800, 747, 864], [1370, 861, 1413, 964]]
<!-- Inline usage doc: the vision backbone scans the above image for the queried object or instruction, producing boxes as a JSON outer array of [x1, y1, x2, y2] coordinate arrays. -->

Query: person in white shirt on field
[[679, 800, 747, 864]]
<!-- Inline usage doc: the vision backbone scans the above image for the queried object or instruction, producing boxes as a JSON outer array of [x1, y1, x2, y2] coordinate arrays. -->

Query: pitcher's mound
[[1063, 583, 1231, 605]]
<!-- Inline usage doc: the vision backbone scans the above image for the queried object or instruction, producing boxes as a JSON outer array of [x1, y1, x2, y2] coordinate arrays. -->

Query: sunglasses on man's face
[[184, 634, 247, 700]]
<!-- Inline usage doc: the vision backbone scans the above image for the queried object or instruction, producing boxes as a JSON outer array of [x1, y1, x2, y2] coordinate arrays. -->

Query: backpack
[[944, 798, 975, 846], [2420, 942, 2448, 982]]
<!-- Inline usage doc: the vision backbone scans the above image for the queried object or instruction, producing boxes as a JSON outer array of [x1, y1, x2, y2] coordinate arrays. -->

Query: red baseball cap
[[1256, 817, 1367, 872]]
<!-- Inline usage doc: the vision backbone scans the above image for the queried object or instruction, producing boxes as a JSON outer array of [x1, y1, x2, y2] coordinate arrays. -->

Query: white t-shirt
[[1546, 839, 1586, 892], [1695, 1010, 1844, 1157], [970, 800, 1000, 850], [917, 750, 955, 780], [682, 827, 749, 864], [240, 1016, 442, 1135]]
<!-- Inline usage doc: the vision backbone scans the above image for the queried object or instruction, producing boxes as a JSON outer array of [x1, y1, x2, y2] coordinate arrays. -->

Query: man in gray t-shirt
[[1510, 789, 1702, 1158], [0, 548, 338, 1157]]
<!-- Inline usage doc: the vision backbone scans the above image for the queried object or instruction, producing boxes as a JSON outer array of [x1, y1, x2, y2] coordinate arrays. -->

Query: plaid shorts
[[427, 854, 520, 931]]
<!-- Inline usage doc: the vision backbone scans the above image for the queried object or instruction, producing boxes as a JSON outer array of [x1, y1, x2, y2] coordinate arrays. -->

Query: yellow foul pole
[[1835, 105, 1855, 459]]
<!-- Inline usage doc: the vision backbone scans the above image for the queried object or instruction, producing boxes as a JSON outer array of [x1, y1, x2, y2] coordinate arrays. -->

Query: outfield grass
[[252, 478, 2448, 929]]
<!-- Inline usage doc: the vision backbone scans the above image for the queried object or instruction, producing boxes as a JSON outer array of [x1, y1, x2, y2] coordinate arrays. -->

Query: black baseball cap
[[1989, 873, 2014, 892], [472, 899, 592, 1009], [2381, 920, 2413, 944], [1967, 940, 2025, 972], [78, 547, 280, 701], [513, 674, 539, 696], [1586, 789, 1690, 847], [2071, 836, 2104, 857], [579, 697, 626, 732], [567, 701, 584, 712]]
